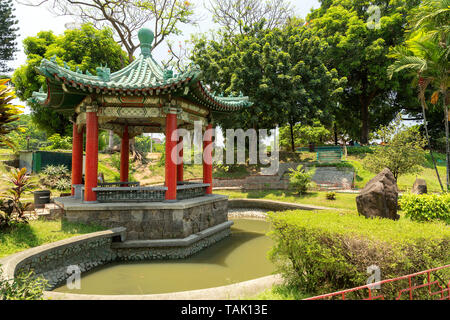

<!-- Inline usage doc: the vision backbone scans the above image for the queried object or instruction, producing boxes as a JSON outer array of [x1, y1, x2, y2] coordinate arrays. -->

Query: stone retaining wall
[[60, 195, 228, 240], [0, 228, 126, 290]]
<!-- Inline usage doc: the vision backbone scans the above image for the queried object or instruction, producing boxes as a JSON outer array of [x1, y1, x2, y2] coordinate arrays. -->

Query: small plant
[[0, 266, 48, 300], [1, 167, 35, 228], [40, 165, 71, 191], [288, 165, 313, 195], [326, 191, 336, 200]]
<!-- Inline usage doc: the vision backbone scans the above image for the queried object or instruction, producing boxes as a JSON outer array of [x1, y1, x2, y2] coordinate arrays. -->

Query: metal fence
[[305, 264, 450, 300]]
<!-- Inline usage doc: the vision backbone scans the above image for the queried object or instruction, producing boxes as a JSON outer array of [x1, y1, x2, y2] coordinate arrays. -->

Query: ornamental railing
[[304, 264, 450, 300], [97, 181, 140, 188], [93, 186, 167, 202], [92, 183, 210, 202]]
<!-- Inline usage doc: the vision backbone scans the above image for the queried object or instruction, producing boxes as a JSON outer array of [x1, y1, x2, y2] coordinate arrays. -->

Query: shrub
[[288, 165, 313, 194], [40, 165, 71, 191], [399, 193, 450, 224], [42, 134, 72, 150], [326, 192, 336, 200], [346, 146, 375, 155], [0, 266, 48, 300], [268, 210, 450, 299], [1, 167, 34, 228]]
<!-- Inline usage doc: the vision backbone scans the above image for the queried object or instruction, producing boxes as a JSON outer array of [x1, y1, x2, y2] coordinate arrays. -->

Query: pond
[[53, 218, 275, 295]]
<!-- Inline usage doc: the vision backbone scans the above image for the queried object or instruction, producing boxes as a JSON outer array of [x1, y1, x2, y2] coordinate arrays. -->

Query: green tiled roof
[[31, 28, 252, 112]]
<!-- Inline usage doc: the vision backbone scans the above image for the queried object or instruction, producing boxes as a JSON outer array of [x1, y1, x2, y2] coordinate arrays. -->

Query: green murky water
[[53, 219, 275, 295]]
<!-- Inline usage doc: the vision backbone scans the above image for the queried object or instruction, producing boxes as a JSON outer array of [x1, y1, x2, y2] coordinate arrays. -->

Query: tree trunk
[[360, 103, 369, 145], [444, 89, 449, 191], [289, 122, 295, 152], [420, 90, 444, 192], [334, 123, 338, 146]]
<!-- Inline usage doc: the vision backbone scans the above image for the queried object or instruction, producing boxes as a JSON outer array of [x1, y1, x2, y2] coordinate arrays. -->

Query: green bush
[[40, 165, 71, 191], [0, 267, 48, 300], [288, 165, 313, 194], [399, 193, 450, 224], [268, 210, 450, 299], [325, 192, 336, 200], [346, 146, 375, 155], [42, 134, 72, 151]]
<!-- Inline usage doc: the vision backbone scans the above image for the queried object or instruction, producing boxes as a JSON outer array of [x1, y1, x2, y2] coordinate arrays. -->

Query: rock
[[412, 178, 427, 194], [356, 168, 399, 220]]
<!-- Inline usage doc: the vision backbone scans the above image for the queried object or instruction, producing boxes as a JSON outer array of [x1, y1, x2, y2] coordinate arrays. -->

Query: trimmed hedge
[[268, 210, 450, 299], [399, 193, 450, 224]]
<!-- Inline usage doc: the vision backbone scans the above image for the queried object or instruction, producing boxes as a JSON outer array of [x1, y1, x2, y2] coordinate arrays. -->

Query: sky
[[8, 0, 321, 144], [10, 0, 320, 70]]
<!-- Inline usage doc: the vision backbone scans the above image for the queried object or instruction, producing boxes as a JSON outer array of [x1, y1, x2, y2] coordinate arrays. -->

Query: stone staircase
[[35, 203, 65, 220]]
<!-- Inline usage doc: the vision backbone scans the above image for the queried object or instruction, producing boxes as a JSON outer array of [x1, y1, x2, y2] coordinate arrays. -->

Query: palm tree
[[0, 79, 22, 150], [388, 0, 449, 191], [388, 37, 448, 191]]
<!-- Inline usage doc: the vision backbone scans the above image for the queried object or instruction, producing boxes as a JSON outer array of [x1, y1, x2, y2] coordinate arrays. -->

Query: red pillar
[[177, 136, 183, 183], [120, 125, 129, 184], [84, 110, 98, 202], [165, 112, 177, 200], [203, 123, 213, 194], [71, 123, 84, 195]]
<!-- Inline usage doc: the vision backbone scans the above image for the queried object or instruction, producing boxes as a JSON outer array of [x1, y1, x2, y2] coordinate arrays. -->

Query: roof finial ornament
[[138, 28, 154, 57], [50, 55, 57, 63]]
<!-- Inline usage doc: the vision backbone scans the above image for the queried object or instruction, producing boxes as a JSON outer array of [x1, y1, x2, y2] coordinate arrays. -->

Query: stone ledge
[[43, 274, 283, 300], [111, 221, 234, 248], [55, 194, 228, 211], [0, 227, 126, 281], [228, 198, 333, 211]]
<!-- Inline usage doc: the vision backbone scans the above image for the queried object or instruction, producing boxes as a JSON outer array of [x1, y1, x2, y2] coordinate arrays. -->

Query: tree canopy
[[307, 0, 421, 144], [191, 20, 346, 143], [12, 24, 129, 135], [0, 0, 19, 73]]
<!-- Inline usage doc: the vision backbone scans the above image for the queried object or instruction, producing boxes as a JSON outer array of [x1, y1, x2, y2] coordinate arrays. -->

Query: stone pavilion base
[[55, 195, 229, 241]]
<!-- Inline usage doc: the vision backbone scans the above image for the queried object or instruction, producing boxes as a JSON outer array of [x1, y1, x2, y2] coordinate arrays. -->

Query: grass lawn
[[346, 152, 447, 192], [216, 189, 358, 210], [246, 284, 312, 300], [0, 220, 105, 258]]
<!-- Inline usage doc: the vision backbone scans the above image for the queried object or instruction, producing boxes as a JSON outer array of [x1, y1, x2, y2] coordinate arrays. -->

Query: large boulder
[[412, 178, 427, 194], [356, 168, 399, 220]]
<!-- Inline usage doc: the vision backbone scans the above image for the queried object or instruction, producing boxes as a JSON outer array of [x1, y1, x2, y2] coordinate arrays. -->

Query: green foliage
[[12, 24, 129, 135], [288, 165, 313, 194], [280, 121, 331, 150], [40, 165, 71, 192], [0, 79, 22, 150], [0, 0, 19, 72], [1, 167, 35, 228], [399, 193, 450, 224], [363, 119, 426, 180], [191, 21, 345, 132], [326, 191, 336, 200], [42, 134, 72, 151], [308, 0, 421, 143], [268, 210, 450, 298], [6, 114, 47, 150], [135, 135, 153, 153], [0, 267, 47, 300], [346, 146, 375, 155]]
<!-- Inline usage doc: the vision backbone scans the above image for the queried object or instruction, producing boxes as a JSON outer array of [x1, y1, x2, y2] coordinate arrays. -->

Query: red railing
[[305, 264, 450, 300]]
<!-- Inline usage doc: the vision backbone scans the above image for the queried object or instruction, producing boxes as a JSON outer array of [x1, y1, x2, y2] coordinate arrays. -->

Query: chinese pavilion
[[31, 28, 252, 204]]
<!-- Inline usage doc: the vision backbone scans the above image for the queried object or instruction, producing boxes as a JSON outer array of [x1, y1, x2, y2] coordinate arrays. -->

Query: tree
[[191, 20, 345, 149], [0, 0, 19, 73], [19, 0, 196, 62], [308, 0, 421, 144], [279, 120, 331, 151], [363, 118, 426, 181], [207, 0, 294, 34], [388, 0, 449, 190], [12, 24, 128, 135], [0, 79, 22, 149], [6, 114, 48, 150]]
